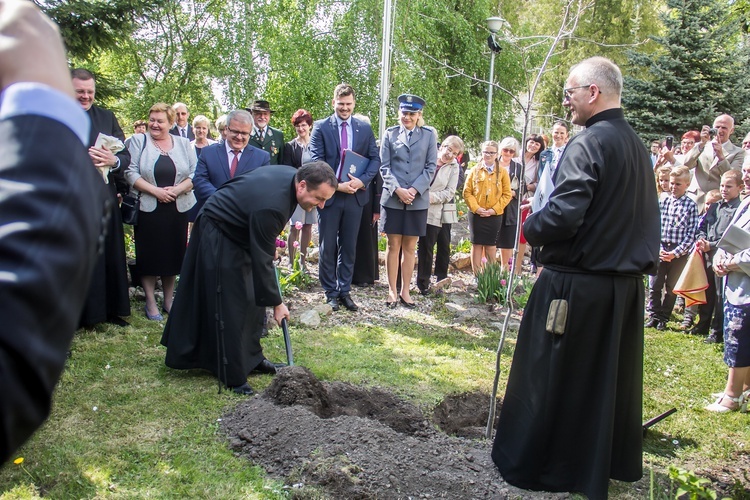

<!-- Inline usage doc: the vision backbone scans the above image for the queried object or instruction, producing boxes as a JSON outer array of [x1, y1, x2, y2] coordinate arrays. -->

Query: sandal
[[705, 393, 742, 413]]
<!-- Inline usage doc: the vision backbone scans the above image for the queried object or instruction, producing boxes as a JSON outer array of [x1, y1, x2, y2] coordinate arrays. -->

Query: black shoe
[[260, 326, 269, 338], [231, 383, 254, 395], [326, 298, 340, 312], [419, 288, 431, 296], [252, 359, 277, 375], [655, 321, 667, 331], [107, 316, 130, 327], [339, 294, 359, 311], [399, 296, 416, 308], [385, 300, 397, 309], [644, 317, 658, 328], [704, 331, 723, 344], [687, 326, 708, 336]]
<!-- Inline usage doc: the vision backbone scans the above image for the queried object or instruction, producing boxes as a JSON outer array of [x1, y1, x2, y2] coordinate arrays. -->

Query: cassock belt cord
[[214, 227, 228, 393]]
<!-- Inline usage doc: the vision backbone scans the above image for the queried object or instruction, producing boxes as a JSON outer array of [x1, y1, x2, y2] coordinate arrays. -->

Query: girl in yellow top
[[463, 140, 512, 274]]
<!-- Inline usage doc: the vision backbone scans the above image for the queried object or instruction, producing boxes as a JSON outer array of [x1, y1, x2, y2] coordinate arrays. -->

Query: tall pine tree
[[623, 0, 750, 141]]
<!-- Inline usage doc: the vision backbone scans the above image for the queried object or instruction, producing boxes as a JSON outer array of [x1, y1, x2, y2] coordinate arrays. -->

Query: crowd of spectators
[[79, 68, 749, 414], [644, 114, 750, 413]]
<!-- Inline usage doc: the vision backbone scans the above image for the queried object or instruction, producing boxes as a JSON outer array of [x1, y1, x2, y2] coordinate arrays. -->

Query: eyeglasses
[[501, 148, 516, 154], [482, 151, 498, 156], [227, 127, 250, 138], [563, 84, 600, 102]]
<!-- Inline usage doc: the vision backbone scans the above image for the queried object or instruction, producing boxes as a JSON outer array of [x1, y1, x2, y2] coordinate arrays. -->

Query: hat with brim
[[246, 100, 275, 113], [398, 94, 425, 112]]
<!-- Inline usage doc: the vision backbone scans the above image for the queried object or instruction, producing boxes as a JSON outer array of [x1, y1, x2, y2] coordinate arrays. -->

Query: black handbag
[[121, 193, 140, 225]]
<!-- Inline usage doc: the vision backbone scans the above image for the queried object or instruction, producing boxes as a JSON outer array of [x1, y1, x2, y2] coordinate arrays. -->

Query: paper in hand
[[92, 133, 125, 183]]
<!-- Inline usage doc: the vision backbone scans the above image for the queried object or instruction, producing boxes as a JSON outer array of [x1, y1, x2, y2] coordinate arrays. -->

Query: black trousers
[[417, 224, 443, 293], [647, 254, 688, 322], [435, 223, 451, 281]]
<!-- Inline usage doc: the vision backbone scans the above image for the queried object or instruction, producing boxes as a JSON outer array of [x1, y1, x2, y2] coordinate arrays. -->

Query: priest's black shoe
[[644, 317, 658, 328], [252, 359, 277, 375], [339, 294, 359, 312], [231, 383, 254, 395], [107, 316, 130, 327], [655, 320, 667, 331], [326, 297, 340, 312]]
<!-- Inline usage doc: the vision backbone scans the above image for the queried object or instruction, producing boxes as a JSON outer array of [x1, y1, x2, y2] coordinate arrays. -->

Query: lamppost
[[484, 16, 504, 141]]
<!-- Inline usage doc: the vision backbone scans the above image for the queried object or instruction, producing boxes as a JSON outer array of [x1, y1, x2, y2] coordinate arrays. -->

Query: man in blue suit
[[309, 83, 381, 311], [193, 109, 271, 214]]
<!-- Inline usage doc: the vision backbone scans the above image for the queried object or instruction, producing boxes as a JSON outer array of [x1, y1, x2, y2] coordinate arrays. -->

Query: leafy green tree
[[516, 0, 662, 132], [35, 0, 161, 59], [622, 0, 750, 141]]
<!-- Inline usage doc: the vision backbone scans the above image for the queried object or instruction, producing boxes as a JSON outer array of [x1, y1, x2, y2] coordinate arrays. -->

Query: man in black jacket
[[0, 0, 108, 463], [161, 163, 336, 395], [492, 57, 660, 500], [71, 68, 132, 327]]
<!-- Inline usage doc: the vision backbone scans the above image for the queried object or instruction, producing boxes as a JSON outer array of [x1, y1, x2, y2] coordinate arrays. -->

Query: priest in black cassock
[[161, 162, 337, 395], [491, 57, 660, 500], [71, 69, 131, 328]]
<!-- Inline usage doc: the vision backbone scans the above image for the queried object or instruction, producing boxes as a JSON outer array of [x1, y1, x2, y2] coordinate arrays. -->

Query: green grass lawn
[[0, 298, 747, 498]]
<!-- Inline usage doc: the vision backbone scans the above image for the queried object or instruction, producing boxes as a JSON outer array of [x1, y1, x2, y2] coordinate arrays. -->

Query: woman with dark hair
[[125, 102, 197, 320], [282, 109, 315, 269], [518, 134, 545, 273]]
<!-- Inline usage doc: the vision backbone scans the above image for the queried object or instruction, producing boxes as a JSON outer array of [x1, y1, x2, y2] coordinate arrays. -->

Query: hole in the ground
[[263, 366, 498, 438]]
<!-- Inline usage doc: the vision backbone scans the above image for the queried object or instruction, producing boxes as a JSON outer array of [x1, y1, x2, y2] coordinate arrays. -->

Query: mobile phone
[[665, 136, 673, 150]]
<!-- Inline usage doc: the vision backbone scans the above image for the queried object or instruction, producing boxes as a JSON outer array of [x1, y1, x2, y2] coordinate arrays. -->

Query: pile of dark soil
[[222, 367, 566, 499]]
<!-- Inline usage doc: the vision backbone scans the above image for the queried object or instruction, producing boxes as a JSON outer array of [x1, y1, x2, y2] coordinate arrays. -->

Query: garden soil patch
[[222, 367, 566, 499]]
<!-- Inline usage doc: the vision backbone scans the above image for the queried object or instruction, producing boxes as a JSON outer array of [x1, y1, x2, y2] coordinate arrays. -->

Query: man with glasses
[[247, 100, 284, 164], [681, 114, 745, 213], [169, 102, 195, 140], [193, 109, 270, 216], [492, 57, 660, 500]]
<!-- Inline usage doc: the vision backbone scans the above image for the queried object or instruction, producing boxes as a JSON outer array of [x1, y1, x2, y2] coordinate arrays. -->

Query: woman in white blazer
[[125, 103, 197, 320], [416, 135, 464, 295]]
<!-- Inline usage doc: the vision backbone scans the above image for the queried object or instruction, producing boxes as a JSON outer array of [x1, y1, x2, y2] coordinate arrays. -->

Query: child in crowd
[[679, 188, 722, 331], [656, 165, 672, 203], [687, 171, 743, 342], [646, 166, 699, 330]]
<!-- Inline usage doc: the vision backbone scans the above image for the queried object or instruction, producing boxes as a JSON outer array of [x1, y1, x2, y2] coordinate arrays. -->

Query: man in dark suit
[[161, 163, 337, 395], [193, 109, 271, 214], [0, 0, 108, 463], [71, 68, 132, 327], [309, 83, 381, 311], [169, 102, 195, 140], [246, 99, 284, 164]]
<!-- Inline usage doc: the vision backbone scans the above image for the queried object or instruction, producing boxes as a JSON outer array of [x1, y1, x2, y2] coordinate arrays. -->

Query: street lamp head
[[486, 17, 504, 34]]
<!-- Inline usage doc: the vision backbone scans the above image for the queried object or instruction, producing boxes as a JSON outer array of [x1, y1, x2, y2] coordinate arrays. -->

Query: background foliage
[[38, 0, 750, 147]]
